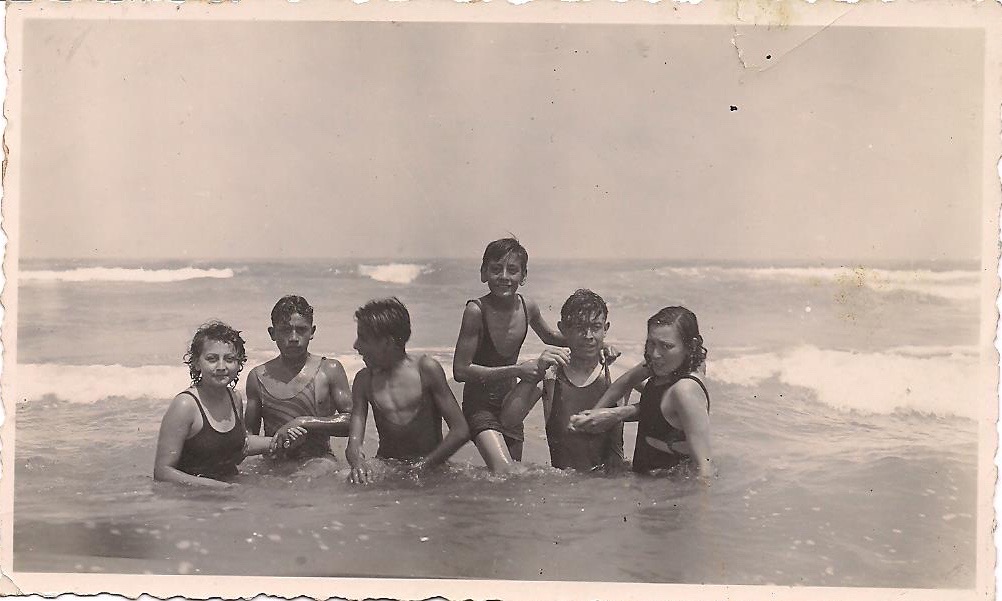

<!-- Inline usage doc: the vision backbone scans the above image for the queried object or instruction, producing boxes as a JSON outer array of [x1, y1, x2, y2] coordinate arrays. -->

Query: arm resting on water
[[412, 356, 471, 472]]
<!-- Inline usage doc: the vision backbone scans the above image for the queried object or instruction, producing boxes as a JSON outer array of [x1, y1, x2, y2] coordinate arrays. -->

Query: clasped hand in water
[[269, 421, 309, 457], [567, 408, 620, 433]]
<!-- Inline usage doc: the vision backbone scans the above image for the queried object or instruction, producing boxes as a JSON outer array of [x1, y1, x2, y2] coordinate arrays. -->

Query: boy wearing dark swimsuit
[[347, 298, 469, 484], [502, 290, 625, 472], [453, 238, 572, 473], [245, 295, 353, 459]]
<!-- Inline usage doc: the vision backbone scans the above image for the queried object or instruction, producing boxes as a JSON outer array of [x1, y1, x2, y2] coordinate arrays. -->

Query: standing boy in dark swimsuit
[[245, 295, 353, 460], [453, 238, 576, 473], [501, 289, 625, 472], [347, 298, 469, 484]]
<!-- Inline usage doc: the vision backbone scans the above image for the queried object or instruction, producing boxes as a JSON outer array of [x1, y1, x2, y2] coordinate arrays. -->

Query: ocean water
[[10, 258, 985, 586]]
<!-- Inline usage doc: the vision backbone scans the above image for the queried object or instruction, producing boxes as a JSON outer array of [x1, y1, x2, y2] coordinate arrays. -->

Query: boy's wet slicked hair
[[560, 288, 608, 327], [355, 297, 411, 348], [481, 237, 529, 273], [647, 306, 708, 375], [183, 321, 248, 385], [271, 295, 314, 326]]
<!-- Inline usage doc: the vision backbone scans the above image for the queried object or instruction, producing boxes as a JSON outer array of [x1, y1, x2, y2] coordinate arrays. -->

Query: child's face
[[353, 325, 394, 369], [559, 311, 609, 360], [196, 340, 241, 388], [269, 313, 315, 360], [644, 323, 688, 377], [480, 252, 526, 299]]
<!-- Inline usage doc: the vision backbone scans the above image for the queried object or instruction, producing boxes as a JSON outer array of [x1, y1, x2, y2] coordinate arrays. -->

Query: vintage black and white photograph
[[1, 2, 999, 599]]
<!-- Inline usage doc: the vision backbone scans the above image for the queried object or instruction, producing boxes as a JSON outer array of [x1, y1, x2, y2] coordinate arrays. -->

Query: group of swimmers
[[153, 238, 713, 489]]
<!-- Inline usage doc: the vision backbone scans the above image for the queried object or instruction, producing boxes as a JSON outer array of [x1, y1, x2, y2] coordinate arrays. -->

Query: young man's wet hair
[[355, 297, 412, 348], [560, 289, 608, 327], [271, 295, 314, 326]]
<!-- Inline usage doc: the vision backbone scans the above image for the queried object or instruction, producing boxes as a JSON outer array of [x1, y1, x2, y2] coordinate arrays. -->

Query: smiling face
[[480, 252, 526, 300], [269, 313, 316, 360], [644, 322, 689, 378], [195, 340, 241, 388], [559, 310, 609, 361]]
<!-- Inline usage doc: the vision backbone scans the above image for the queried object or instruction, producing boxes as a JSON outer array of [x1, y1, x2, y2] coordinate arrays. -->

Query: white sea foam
[[357, 263, 431, 285], [20, 267, 235, 284], [711, 345, 982, 420], [653, 265, 980, 300], [17, 345, 981, 422], [14, 352, 369, 405]]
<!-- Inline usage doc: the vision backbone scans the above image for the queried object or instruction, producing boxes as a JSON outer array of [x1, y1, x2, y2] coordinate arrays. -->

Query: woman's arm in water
[[153, 393, 233, 489], [453, 301, 545, 383], [664, 379, 713, 480], [346, 369, 372, 484], [413, 356, 471, 472]]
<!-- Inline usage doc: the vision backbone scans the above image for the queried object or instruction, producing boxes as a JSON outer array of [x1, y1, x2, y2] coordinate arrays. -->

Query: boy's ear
[[557, 320, 567, 335], [267, 326, 276, 341], [604, 321, 611, 333], [310, 325, 317, 338]]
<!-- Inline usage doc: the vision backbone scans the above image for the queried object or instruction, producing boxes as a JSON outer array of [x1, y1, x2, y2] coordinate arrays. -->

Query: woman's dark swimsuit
[[176, 389, 246, 479], [461, 295, 528, 460], [632, 374, 709, 473], [372, 368, 444, 461], [546, 363, 624, 472]]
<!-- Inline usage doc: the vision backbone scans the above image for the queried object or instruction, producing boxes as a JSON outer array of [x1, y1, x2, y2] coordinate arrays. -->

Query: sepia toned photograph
[[1, 1, 999, 599]]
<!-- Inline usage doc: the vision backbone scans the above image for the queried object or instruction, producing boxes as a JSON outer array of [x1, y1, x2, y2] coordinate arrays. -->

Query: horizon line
[[16, 255, 983, 266]]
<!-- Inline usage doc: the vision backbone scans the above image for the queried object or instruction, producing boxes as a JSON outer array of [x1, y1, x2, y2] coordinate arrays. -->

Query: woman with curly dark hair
[[154, 321, 304, 488], [569, 306, 714, 482]]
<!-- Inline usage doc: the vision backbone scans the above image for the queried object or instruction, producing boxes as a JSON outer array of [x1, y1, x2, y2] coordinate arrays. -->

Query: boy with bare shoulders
[[245, 295, 353, 459], [347, 298, 469, 484], [453, 238, 572, 472]]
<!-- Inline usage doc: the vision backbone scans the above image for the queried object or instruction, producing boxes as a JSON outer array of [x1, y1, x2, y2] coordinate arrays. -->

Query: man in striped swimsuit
[[245, 295, 353, 459]]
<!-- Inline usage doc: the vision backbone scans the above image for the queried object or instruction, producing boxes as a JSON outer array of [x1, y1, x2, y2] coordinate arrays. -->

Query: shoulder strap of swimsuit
[[518, 294, 529, 338], [676, 374, 710, 412], [226, 388, 240, 418], [181, 390, 210, 422], [547, 367, 563, 428]]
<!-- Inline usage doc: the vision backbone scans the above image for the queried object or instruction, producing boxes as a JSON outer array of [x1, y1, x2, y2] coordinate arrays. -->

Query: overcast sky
[[19, 21, 984, 263]]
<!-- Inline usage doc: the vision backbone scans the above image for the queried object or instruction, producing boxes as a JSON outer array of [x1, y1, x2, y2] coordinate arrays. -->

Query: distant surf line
[[20, 267, 235, 284]]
